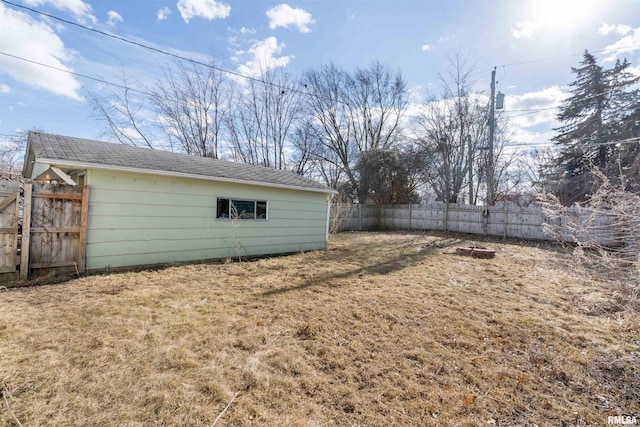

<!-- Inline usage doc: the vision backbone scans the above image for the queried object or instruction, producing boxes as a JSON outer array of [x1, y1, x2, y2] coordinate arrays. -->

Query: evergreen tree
[[549, 51, 640, 204], [356, 149, 422, 204]]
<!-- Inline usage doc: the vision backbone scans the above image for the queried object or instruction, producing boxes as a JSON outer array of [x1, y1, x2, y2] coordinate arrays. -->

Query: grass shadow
[[257, 235, 456, 297]]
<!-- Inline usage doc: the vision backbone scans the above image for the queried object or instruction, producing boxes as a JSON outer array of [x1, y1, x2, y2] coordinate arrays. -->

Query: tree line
[[86, 55, 522, 206], [5, 51, 637, 208]]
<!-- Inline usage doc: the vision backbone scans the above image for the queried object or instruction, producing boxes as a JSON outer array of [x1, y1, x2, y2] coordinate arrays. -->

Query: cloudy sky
[[1, 0, 639, 150]]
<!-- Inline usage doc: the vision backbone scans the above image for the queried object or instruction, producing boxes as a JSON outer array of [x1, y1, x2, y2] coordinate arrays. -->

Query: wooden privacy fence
[[0, 181, 89, 284], [332, 202, 618, 245]]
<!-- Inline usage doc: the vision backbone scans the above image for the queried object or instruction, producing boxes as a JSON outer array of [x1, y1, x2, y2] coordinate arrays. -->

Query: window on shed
[[216, 198, 230, 218], [216, 198, 268, 220]]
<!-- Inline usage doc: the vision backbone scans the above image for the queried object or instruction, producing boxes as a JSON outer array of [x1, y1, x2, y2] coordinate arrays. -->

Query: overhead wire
[[498, 42, 640, 69], [3, 45, 638, 145], [5, 46, 640, 153], [1, 0, 440, 125], [0, 0, 318, 99], [0, 51, 156, 97], [0, 0, 595, 120], [3, 0, 640, 151], [0, 49, 435, 124]]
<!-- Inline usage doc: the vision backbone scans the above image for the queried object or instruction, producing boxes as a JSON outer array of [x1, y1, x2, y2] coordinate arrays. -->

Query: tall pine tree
[[549, 51, 640, 205]]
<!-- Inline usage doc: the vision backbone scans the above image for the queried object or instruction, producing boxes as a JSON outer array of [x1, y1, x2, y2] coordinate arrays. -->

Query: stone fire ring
[[455, 246, 496, 259]]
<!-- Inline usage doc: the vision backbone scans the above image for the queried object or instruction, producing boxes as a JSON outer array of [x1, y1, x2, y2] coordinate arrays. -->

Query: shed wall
[[84, 169, 329, 270]]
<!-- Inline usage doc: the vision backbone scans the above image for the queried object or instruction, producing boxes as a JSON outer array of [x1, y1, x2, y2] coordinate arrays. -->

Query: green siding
[[84, 169, 329, 270]]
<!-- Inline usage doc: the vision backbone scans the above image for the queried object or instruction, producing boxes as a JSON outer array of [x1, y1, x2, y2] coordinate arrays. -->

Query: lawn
[[0, 231, 638, 426]]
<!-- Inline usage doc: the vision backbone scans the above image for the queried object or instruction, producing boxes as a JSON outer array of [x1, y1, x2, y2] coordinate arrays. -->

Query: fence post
[[20, 183, 32, 280], [358, 204, 362, 231], [503, 204, 508, 239], [79, 185, 89, 273], [444, 203, 449, 232], [483, 206, 489, 236]]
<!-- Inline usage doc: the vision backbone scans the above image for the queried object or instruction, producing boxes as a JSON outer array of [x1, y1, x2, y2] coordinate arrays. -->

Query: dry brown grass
[[0, 231, 638, 426]]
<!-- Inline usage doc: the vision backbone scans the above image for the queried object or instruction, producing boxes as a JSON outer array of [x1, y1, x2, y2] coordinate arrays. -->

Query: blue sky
[[1, 0, 640, 150]]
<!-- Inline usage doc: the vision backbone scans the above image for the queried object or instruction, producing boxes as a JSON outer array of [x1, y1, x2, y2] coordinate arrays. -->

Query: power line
[[6, 46, 638, 134], [4, 0, 639, 144], [503, 136, 640, 151], [502, 106, 559, 118], [0, 0, 313, 98], [0, 51, 155, 97], [499, 52, 586, 69], [0, 49, 434, 124], [500, 84, 640, 119], [499, 43, 640, 69], [2, 0, 429, 124]]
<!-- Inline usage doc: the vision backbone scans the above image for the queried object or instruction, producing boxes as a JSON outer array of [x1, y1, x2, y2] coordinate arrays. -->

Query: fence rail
[[332, 202, 618, 245]]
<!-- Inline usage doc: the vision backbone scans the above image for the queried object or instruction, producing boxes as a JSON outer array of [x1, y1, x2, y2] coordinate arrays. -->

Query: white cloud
[[266, 4, 315, 33], [511, 20, 541, 39], [509, 127, 540, 145], [22, 0, 96, 24], [598, 23, 632, 36], [421, 44, 431, 52], [239, 26, 255, 35], [508, 86, 566, 128], [511, 129, 556, 149], [602, 26, 640, 61], [235, 37, 292, 78], [106, 10, 122, 27], [0, 3, 83, 101], [0, 84, 9, 93], [628, 65, 640, 77], [157, 7, 171, 21], [177, 0, 230, 23]]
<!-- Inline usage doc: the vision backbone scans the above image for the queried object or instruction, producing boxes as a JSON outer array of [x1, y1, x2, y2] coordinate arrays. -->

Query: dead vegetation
[[0, 232, 638, 426]]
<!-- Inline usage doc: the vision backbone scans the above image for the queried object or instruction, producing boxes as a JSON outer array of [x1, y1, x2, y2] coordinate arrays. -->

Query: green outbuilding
[[22, 131, 334, 272]]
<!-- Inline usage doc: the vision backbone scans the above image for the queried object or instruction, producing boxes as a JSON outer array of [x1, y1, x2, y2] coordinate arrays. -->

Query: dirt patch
[[0, 231, 638, 426]]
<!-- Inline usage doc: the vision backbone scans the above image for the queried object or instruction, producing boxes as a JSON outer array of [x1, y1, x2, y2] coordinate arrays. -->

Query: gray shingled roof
[[26, 132, 331, 192]]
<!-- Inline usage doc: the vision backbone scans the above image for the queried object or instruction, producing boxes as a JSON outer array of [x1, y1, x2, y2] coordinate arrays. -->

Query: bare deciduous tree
[[88, 70, 156, 149], [412, 57, 488, 203], [0, 129, 39, 180], [303, 61, 408, 201], [411, 56, 524, 205], [151, 61, 231, 158], [89, 59, 232, 158], [227, 68, 302, 169]]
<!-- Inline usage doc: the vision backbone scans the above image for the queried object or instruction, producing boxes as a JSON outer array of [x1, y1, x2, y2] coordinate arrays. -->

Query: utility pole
[[468, 135, 473, 204], [487, 67, 496, 206]]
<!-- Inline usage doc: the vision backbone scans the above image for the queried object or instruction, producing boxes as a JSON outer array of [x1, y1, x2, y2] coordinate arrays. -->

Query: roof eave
[[34, 158, 337, 195], [22, 133, 35, 178]]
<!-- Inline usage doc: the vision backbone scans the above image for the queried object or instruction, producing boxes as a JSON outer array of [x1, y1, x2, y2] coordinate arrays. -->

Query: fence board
[[0, 181, 20, 282], [20, 183, 32, 280]]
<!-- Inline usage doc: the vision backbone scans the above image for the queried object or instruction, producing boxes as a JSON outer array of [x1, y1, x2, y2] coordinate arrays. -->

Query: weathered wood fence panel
[[331, 204, 377, 231], [333, 202, 618, 245], [0, 182, 89, 284], [23, 183, 89, 279], [0, 181, 20, 282]]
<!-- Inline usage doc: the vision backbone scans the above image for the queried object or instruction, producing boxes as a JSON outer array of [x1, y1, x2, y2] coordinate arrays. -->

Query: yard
[[0, 232, 638, 426]]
